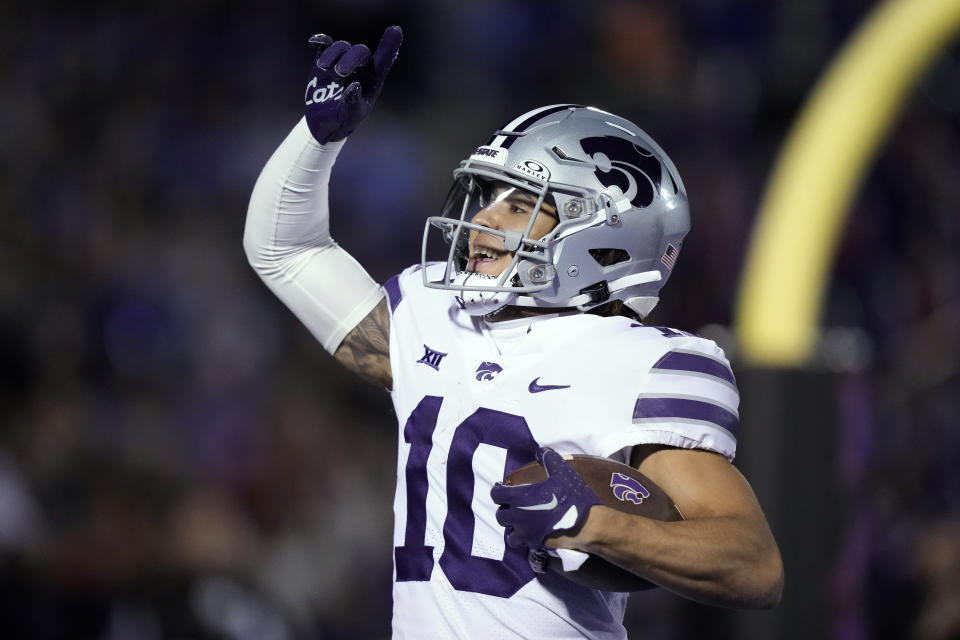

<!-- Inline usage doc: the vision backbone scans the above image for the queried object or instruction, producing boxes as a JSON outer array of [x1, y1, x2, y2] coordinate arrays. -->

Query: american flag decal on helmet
[[661, 244, 678, 269]]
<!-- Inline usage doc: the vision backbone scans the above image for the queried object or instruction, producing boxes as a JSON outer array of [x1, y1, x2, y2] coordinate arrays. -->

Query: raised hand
[[304, 25, 403, 144]]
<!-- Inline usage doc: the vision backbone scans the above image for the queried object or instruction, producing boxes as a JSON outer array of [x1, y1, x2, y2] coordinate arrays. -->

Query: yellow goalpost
[[734, 0, 960, 367]]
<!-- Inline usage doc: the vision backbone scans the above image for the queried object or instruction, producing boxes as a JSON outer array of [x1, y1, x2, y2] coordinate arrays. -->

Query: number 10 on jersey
[[394, 395, 541, 598]]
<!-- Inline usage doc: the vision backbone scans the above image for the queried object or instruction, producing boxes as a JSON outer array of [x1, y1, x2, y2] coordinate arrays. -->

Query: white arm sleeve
[[243, 118, 385, 354]]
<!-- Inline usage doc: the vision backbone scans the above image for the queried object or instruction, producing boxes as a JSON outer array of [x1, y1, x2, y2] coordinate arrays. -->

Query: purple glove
[[490, 447, 601, 570], [304, 25, 402, 144]]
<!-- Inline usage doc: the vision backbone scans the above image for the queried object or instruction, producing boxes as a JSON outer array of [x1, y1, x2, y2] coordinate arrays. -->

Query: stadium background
[[1, 0, 959, 638]]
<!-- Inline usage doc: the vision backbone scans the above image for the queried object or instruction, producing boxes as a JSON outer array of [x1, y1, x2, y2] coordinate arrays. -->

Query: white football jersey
[[384, 264, 739, 639]]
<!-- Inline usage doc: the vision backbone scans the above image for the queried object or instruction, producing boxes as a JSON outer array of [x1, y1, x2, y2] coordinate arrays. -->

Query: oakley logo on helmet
[[514, 159, 551, 180], [304, 78, 344, 105], [580, 136, 671, 208]]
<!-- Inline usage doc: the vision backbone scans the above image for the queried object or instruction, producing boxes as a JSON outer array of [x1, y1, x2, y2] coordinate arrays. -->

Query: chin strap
[[623, 296, 659, 318], [510, 269, 663, 310], [451, 271, 517, 316], [452, 268, 663, 318]]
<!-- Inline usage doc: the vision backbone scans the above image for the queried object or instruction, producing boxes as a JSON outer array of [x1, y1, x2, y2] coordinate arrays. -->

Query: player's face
[[467, 185, 558, 276]]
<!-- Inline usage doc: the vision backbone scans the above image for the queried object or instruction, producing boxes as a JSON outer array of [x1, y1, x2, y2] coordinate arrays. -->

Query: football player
[[245, 26, 782, 639]]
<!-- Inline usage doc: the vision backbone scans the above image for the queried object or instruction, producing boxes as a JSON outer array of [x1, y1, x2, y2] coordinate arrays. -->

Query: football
[[504, 454, 683, 592]]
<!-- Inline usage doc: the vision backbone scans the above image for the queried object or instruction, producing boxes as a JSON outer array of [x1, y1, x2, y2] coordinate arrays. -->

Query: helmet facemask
[[423, 169, 578, 316]]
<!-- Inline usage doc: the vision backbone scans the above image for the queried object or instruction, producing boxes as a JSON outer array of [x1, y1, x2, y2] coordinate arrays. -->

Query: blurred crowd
[[0, 0, 958, 638]]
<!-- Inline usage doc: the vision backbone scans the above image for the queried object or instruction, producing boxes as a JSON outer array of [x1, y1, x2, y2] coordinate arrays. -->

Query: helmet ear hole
[[588, 248, 631, 267]]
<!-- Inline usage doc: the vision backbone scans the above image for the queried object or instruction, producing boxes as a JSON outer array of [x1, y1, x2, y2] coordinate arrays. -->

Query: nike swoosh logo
[[528, 377, 571, 393], [517, 494, 558, 511]]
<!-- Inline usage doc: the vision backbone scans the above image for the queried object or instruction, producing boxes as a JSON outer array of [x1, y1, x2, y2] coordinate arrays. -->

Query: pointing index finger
[[372, 25, 403, 78]]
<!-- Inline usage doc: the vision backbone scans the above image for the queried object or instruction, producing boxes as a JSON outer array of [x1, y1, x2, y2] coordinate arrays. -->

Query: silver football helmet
[[422, 104, 690, 317]]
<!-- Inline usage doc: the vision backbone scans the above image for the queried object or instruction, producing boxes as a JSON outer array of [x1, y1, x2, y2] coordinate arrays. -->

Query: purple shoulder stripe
[[633, 397, 739, 439], [652, 351, 736, 386], [384, 274, 403, 312]]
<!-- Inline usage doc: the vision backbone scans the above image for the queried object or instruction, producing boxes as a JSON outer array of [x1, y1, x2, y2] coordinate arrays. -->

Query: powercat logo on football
[[305, 78, 343, 105]]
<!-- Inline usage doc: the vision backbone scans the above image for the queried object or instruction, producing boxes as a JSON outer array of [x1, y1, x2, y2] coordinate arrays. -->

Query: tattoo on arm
[[334, 298, 392, 389]]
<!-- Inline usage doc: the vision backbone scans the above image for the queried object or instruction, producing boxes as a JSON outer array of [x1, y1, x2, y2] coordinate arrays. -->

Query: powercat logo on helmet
[[513, 159, 551, 181], [579, 136, 676, 208], [469, 146, 507, 166]]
